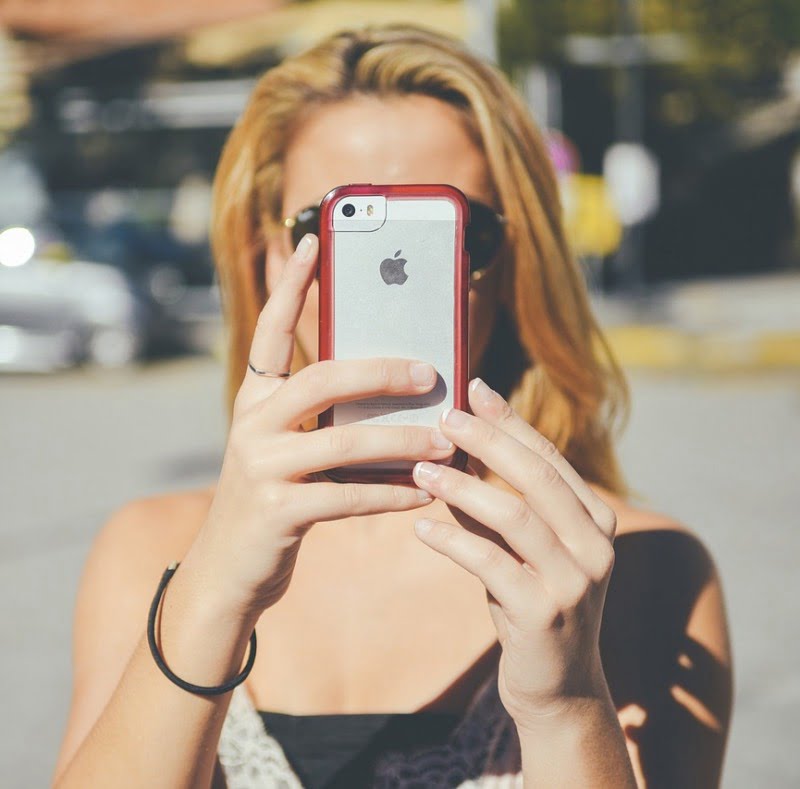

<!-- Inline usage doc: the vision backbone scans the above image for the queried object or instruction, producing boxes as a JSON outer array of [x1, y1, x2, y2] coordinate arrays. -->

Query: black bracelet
[[147, 561, 257, 696]]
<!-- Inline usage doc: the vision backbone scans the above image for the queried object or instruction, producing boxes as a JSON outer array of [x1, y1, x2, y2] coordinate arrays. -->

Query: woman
[[52, 24, 732, 789]]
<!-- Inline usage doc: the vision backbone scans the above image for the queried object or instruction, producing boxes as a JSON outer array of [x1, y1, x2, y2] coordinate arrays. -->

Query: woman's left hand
[[411, 377, 619, 732]]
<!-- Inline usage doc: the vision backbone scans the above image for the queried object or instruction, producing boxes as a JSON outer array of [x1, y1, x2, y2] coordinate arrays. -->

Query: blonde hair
[[211, 23, 631, 498]]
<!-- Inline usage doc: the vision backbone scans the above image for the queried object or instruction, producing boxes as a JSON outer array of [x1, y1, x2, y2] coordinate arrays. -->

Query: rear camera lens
[[342, 203, 356, 217]]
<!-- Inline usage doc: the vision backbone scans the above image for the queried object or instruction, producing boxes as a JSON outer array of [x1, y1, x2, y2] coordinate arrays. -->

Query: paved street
[[1, 356, 798, 787]]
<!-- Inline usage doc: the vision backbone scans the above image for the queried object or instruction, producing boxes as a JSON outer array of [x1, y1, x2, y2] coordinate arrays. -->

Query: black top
[[257, 708, 462, 789]]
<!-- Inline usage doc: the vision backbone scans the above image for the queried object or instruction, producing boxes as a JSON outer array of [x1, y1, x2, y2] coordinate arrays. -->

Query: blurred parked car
[[0, 226, 150, 371], [0, 221, 221, 372], [56, 209, 221, 360]]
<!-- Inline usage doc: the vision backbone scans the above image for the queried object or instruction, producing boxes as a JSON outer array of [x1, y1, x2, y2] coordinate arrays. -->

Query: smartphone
[[317, 183, 470, 485]]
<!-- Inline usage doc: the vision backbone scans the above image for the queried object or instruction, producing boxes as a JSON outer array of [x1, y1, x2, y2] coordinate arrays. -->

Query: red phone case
[[317, 183, 470, 485]]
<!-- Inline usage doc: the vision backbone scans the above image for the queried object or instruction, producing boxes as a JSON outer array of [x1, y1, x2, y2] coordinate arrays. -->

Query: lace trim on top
[[217, 660, 523, 788]]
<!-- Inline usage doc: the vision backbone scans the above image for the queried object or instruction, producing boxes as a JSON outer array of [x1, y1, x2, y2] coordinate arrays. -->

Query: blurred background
[[0, 1, 798, 786]]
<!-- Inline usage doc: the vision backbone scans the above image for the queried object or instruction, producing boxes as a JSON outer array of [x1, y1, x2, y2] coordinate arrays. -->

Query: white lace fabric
[[217, 661, 523, 788]]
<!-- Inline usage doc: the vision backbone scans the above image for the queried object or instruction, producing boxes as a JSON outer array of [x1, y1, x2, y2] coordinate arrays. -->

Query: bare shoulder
[[588, 483, 724, 617], [72, 485, 215, 678], [91, 486, 214, 571], [53, 487, 214, 782], [588, 484, 720, 577], [587, 501, 732, 781], [587, 483, 693, 537], [74, 487, 214, 618], [589, 486, 732, 731]]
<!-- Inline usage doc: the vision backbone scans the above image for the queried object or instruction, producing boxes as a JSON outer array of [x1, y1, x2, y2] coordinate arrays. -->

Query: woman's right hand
[[186, 233, 454, 619]]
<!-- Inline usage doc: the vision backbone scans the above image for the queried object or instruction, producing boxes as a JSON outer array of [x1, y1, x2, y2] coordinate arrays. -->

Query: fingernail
[[415, 489, 433, 503], [431, 430, 453, 450], [414, 461, 442, 483], [442, 407, 468, 428], [469, 377, 495, 406], [410, 362, 436, 386], [296, 233, 315, 260]]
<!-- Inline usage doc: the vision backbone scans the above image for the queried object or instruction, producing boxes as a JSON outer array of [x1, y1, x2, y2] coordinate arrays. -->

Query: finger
[[437, 405, 611, 570], [244, 233, 318, 392], [412, 461, 586, 600], [271, 423, 456, 479], [265, 357, 439, 430], [412, 517, 547, 625], [468, 378, 618, 539], [283, 480, 434, 523]]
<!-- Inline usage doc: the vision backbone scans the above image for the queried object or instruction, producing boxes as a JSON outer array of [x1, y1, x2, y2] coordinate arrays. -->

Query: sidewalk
[[594, 273, 800, 371]]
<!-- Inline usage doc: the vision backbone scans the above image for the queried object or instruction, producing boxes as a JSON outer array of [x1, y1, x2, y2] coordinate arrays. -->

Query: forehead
[[281, 93, 495, 216]]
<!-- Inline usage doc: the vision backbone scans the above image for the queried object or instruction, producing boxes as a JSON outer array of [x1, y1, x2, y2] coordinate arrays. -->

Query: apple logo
[[380, 249, 408, 285]]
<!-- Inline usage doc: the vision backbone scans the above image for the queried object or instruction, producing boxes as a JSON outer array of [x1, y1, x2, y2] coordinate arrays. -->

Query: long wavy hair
[[211, 23, 631, 498]]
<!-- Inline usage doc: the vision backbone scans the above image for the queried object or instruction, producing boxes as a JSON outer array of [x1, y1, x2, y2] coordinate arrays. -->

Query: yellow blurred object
[[560, 173, 622, 258], [40, 242, 73, 262], [0, 32, 32, 139], [600, 325, 800, 371], [598, 325, 690, 369]]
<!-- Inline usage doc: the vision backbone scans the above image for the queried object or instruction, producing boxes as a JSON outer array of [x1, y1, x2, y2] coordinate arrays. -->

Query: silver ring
[[247, 360, 292, 378]]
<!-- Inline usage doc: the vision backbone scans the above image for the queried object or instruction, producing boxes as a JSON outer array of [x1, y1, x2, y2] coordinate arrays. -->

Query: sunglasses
[[282, 196, 507, 282]]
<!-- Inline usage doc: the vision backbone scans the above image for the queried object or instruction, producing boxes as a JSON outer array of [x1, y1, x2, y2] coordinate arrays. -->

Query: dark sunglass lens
[[291, 206, 320, 250], [466, 201, 503, 274]]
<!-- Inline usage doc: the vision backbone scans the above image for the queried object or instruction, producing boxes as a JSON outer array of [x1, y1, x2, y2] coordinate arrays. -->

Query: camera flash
[[366, 204, 374, 216]]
